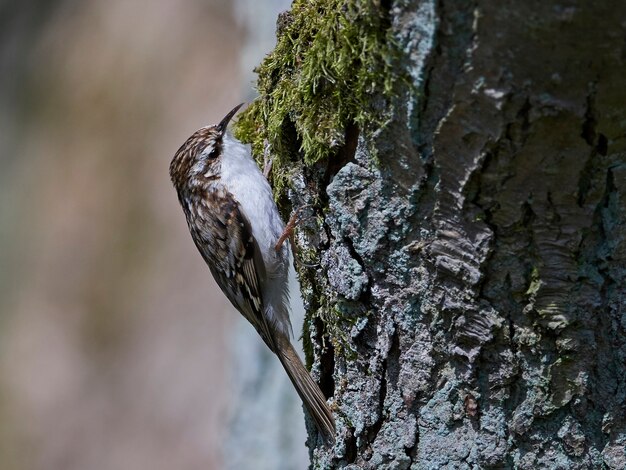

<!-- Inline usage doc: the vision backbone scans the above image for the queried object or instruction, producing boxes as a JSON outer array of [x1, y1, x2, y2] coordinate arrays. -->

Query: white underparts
[[220, 133, 292, 337]]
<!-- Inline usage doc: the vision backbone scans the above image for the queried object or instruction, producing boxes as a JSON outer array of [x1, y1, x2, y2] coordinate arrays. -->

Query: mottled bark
[[278, 1, 626, 468]]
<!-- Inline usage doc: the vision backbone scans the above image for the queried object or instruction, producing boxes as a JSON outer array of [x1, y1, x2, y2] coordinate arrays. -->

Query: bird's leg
[[275, 209, 300, 252], [275, 205, 318, 267]]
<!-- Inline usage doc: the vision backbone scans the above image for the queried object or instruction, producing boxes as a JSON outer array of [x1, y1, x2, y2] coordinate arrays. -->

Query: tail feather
[[276, 339, 336, 445]]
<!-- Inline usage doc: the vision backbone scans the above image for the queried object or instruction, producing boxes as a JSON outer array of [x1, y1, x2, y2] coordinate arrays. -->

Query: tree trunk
[[237, 0, 626, 468]]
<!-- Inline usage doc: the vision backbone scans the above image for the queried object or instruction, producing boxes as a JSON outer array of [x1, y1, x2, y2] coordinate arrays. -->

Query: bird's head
[[169, 103, 244, 189]]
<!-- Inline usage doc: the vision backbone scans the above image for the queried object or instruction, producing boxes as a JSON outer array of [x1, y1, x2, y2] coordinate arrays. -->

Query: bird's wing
[[188, 188, 278, 352]]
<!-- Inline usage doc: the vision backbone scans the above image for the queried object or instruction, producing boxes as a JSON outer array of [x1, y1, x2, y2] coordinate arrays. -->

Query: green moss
[[235, 0, 405, 356], [234, 0, 402, 194]]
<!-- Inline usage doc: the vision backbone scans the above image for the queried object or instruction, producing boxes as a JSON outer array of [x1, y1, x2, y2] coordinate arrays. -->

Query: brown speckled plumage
[[169, 104, 335, 444]]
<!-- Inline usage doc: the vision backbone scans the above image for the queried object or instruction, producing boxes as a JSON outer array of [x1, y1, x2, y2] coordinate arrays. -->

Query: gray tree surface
[[238, 0, 626, 468]]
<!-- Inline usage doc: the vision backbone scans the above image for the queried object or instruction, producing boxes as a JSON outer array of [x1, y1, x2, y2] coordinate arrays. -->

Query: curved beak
[[216, 103, 245, 134]]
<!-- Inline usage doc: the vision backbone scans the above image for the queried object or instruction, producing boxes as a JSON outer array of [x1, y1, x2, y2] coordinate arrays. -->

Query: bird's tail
[[275, 338, 336, 445]]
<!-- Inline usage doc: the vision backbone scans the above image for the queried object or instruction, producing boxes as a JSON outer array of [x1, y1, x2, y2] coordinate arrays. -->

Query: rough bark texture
[[241, 0, 626, 468]]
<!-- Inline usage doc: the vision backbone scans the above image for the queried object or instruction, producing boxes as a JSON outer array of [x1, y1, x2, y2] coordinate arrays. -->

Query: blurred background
[[0, 1, 308, 469]]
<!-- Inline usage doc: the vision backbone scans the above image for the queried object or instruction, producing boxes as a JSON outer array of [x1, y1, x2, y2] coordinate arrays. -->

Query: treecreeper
[[169, 103, 336, 444]]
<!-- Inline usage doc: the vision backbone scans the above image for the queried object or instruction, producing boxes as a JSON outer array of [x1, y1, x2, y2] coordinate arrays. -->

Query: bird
[[169, 103, 335, 444]]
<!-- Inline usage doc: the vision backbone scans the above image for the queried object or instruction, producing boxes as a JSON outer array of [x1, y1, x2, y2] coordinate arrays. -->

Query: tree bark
[[240, 1, 626, 468]]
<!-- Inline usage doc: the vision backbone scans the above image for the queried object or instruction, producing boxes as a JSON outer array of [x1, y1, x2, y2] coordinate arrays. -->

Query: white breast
[[220, 134, 286, 270], [219, 133, 291, 336]]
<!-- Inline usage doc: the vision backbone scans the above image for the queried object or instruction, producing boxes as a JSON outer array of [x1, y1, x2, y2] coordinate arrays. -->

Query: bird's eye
[[208, 144, 220, 159], [201, 142, 219, 160]]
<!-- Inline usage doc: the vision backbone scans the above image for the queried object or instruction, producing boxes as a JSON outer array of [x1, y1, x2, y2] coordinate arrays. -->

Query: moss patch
[[234, 0, 403, 194], [235, 0, 406, 356]]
